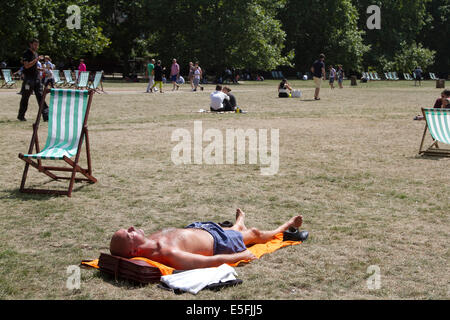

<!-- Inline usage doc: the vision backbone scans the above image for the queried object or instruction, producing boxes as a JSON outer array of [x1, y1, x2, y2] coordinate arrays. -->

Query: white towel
[[160, 264, 238, 294]]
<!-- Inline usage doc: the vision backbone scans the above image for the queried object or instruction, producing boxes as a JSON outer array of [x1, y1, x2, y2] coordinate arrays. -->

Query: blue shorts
[[171, 75, 177, 82], [185, 222, 247, 255]]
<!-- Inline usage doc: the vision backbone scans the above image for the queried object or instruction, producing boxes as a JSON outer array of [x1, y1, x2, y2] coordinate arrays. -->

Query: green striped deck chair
[[63, 70, 76, 87], [419, 108, 450, 157], [89, 71, 105, 93], [76, 71, 90, 89], [18, 88, 97, 197], [1, 69, 16, 88], [53, 70, 65, 87]]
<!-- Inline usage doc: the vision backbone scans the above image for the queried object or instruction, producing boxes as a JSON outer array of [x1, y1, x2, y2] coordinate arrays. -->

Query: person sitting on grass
[[414, 89, 450, 120], [278, 78, 293, 98], [210, 85, 231, 112], [222, 86, 238, 111], [110, 209, 303, 270]]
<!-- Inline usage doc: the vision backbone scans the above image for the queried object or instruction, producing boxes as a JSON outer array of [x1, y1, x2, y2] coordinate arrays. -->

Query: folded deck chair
[[89, 71, 105, 93], [1, 69, 16, 88], [63, 70, 76, 87], [18, 88, 97, 197], [374, 72, 381, 80], [392, 72, 399, 80], [369, 72, 375, 81], [271, 71, 278, 79], [278, 71, 284, 79], [418, 108, 450, 157], [384, 72, 390, 80], [52, 70, 65, 87], [76, 71, 90, 89]]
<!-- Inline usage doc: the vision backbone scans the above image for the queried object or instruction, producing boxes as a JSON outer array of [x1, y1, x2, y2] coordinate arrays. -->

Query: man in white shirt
[[210, 85, 230, 112]]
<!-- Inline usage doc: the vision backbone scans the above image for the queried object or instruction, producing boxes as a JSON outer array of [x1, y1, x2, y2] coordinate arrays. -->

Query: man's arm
[[23, 56, 39, 69], [165, 248, 256, 270]]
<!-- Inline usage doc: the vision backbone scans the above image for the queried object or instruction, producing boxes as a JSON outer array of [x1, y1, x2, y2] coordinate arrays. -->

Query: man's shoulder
[[23, 49, 33, 59]]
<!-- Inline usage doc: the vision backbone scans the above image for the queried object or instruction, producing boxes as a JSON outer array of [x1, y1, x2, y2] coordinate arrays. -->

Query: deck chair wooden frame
[[1, 69, 17, 88], [418, 108, 450, 157], [18, 88, 97, 197]]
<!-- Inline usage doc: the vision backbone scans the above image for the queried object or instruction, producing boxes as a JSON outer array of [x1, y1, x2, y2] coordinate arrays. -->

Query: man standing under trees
[[311, 53, 326, 101], [18, 39, 48, 122]]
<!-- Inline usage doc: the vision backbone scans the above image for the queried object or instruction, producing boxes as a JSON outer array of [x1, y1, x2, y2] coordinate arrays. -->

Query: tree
[[143, 0, 291, 73], [0, 0, 110, 65], [378, 41, 435, 73], [279, 0, 369, 73], [354, 0, 435, 71], [418, 1, 450, 75]]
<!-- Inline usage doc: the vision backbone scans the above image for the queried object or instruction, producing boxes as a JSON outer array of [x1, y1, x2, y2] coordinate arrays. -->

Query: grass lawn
[[0, 79, 448, 300]]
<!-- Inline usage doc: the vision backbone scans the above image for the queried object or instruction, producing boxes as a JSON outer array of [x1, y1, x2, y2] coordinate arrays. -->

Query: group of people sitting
[[414, 89, 450, 120], [209, 85, 239, 112]]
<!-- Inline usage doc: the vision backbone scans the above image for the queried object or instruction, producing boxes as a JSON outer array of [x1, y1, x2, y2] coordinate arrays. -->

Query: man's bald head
[[110, 229, 133, 258]]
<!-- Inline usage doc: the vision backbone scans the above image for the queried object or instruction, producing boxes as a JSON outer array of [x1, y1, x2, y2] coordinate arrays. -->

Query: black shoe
[[43, 118, 48, 122], [219, 221, 234, 228], [283, 227, 309, 242], [17, 117, 26, 121]]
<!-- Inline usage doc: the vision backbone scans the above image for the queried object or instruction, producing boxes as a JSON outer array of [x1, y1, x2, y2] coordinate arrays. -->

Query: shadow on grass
[[409, 154, 449, 161], [90, 268, 153, 289], [1, 184, 88, 201]]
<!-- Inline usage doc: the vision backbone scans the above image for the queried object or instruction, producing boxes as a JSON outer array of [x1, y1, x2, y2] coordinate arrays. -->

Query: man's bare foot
[[235, 208, 247, 231], [288, 215, 303, 229]]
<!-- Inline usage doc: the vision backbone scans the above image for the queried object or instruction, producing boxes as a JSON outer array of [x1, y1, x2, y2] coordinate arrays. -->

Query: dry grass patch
[[0, 80, 448, 299]]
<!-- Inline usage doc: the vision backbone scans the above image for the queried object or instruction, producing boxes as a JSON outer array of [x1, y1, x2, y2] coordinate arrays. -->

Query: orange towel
[[81, 233, 302, 275]]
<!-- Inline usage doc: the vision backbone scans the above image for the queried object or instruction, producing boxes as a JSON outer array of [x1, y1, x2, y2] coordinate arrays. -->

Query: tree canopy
[[0, 0, 447, 75]]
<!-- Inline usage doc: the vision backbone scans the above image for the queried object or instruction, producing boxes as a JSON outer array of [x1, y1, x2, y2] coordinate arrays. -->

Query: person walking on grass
[[150, 60, 165, 93], [329, 65, 336, 89], [192, 62, 204, 92], [146, 59, 157, 93], [414, 66, 423, 87], [188, 61, 195, 90], [17, 39, 48, 122], [311, 53, 326, 100], [170, 58, 180, 91], [337, 65, 345, 89]]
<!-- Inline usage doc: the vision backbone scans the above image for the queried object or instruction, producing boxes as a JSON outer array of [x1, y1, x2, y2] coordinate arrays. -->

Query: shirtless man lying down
[[110, 209, 303, 270]]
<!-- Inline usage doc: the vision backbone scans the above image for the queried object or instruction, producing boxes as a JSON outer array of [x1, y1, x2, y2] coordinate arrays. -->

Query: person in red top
[[78, 59, 87, 72], [414, 89, 450, 120]]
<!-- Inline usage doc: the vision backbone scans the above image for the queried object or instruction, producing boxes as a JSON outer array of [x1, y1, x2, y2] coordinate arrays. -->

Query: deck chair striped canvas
[[53, 70, 65, 87], [76, 71, 90, 89], [1, 69, 16, 88], [63, 70, 76, 87], [89, 71, 105, 93], [419, 108, 450, 157], [18, 88, 97, 197]]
